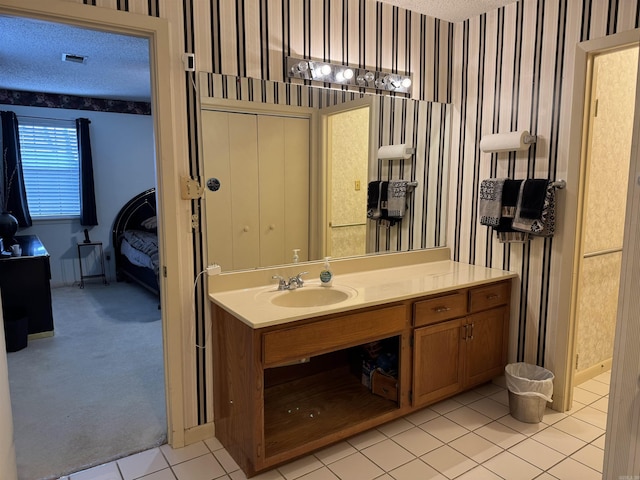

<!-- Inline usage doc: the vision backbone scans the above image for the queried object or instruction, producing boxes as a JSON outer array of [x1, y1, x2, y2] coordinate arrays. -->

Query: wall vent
[[62, 53, 87, 64]]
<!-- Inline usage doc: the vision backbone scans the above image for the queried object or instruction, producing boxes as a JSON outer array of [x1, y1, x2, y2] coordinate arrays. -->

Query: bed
[[112, 188, 160, 296]]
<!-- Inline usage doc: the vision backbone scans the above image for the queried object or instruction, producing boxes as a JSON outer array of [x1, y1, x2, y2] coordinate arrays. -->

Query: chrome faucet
[[272, 272, 308, 290]]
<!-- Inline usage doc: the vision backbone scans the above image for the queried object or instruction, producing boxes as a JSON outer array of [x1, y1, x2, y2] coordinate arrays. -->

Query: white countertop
[[209, 259, 517, 329]]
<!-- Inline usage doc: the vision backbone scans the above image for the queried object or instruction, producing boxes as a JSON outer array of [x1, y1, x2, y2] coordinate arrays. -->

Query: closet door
[[203, 111, 260, 271], [257, 115, 309, 267]]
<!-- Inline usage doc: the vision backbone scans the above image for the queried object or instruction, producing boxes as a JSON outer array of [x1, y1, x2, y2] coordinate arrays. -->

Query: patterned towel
[[479, 179, 505, 226], [512, 180, 556, 236], [387, 180, 408, 218]]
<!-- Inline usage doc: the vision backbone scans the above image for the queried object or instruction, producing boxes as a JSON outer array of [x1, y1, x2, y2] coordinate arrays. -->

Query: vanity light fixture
[[286, 56, 412, 94]]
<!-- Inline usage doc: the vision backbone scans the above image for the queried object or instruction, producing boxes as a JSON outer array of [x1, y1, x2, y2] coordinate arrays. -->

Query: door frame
[[0, 0, 190, 447], [554, 28, 640, 413]]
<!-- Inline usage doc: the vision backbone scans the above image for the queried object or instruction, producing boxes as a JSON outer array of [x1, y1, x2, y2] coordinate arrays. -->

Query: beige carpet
[[6, 282, 166, 480]]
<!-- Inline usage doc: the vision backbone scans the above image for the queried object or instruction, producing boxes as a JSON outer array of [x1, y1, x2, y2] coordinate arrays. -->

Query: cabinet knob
[[434, 306, 451, 313], [269, 224, 276, 231], [243, 226, 250, 232]]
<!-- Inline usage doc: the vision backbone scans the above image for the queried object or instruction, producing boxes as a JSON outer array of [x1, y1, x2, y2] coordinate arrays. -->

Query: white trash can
[[505, 362, 554, 423]]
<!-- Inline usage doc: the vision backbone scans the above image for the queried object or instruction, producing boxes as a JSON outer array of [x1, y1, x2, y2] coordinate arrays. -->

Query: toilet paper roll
[[479, 131, 534, 153], [377, 144, 413, 160]]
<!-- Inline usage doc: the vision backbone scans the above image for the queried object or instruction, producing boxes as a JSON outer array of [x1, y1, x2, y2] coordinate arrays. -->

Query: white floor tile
[[161, 442, 210, 466], [467, 397, 510, 420], [404, 406, 440, 426], [590, 396, 609, 413], [488, 389, 510, 406], [444, 404, 493, 430], [376, 418, 414, 438], [449, 432, 502, 463], [572, 405, 608, 430], [473, 382, 505, 397], [591, 433, 606, 449], [497, 413, 547, 436], [205, 437, 225, 452], [548, 458, 601, 480], [420, 416, 469, 443], [551, 416, 605, 443], [346, 428, 386, 450], [482, 451, 542, 480], [540, 408, 568, 426], [388, 459, 446, 480], [572, 387, 602, 405], [391, 427, 443, 457], [534, 474, 560, 480], [361, 439, 414, 472], [474, 420, 527, 449], [452, 389, 485, 405], [298, 467, 339, 480], [428, 398, 463, 415], [507, 438, 565, 470], [420, 445, 477, 479], [578, 379, 610, 396], [570, 444, 604, 472], [171, 454, 226, 480], [214, 449, 241, 473], [138, 470, 177, 480], [277, 456, 324, 480], [327, 452, 384, 480], [593, 371, 611, 385], [530, 427, 587, 456], [314, 441, 357, 465], [455, 465, 503, 480], [69, 462, 122, 480], [117, 448, 169, 480], [229, 469, 284, 480]]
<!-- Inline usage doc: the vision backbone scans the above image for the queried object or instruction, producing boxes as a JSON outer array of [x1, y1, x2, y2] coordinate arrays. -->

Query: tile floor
[[60, 372, 610, 480]]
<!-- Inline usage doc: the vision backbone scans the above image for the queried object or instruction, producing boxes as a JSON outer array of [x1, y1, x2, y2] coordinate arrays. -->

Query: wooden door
[[464, 306, 509, 387], [413, 318, 465, 407]]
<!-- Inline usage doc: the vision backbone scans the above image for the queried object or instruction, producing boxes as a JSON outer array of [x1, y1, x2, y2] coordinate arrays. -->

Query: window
[[17, 117, 80, 218]]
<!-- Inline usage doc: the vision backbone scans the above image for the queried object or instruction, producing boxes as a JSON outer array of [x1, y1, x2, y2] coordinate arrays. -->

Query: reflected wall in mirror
[[199, 72, 451, 273]]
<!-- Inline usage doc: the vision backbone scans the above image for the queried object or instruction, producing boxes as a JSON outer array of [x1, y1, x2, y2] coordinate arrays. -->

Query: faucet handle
[[293, 271, 308, 287], [272, 275, 288, 290]]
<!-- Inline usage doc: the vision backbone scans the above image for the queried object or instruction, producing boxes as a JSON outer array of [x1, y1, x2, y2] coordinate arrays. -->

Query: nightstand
[[77, 241, 108, 288]]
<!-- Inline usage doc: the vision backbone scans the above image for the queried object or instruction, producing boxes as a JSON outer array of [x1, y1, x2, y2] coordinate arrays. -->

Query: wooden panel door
[[464, 306, 509, 387], [413, 318, 465, 407]]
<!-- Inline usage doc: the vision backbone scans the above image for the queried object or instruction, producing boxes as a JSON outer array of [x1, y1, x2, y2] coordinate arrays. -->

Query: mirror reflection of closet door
[[202, 110, 309, 271]]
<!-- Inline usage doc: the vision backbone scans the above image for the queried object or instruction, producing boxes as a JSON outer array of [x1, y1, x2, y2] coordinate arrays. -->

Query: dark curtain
[[0, 110, 32, 227], [76, 118, 98, 226]]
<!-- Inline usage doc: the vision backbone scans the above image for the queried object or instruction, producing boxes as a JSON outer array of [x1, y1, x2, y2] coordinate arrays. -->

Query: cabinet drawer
[[469, 281, 510, 313], [262, 305, 407, 367], [413, 292, 467, 327]]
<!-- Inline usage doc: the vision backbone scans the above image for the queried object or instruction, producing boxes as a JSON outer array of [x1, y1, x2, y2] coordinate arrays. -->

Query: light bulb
[[320, 64, 332, 75], [343, 68, 354, 80], [296, 61, 309, 72], [401, 77, 412, 88], [363, 71, 375, 82]]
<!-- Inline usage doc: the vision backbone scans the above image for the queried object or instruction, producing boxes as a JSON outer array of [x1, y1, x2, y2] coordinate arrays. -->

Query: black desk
[[0, 235, 54, 336]]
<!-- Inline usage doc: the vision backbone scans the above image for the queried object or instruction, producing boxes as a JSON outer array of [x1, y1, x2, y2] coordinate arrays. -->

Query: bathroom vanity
[[209, 250, 516, 477]]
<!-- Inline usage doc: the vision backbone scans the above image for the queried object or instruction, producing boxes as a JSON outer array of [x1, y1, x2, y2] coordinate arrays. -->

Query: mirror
[[199, 72, 451, 272]]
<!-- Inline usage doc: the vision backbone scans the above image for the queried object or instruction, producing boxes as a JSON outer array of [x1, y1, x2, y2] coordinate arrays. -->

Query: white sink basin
[[263, 285, 357, 308]]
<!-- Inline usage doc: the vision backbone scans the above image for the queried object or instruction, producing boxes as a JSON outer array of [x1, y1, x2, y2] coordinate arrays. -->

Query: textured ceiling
[[0, 1, 518, 103], [0, 15, 151, 102]]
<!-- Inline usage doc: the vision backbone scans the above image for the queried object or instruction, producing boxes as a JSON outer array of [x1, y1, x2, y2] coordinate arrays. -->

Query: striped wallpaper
[[52, 0, 640, 430]]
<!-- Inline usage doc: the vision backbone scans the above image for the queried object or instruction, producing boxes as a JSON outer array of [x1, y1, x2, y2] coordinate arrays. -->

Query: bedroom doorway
[[0, 2, 183, 478]]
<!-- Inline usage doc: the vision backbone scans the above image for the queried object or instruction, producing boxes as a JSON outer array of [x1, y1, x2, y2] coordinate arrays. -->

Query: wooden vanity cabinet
[[211, 278, 512, 477], [211, 302, 412, 477], [412, 280, 510, 408]]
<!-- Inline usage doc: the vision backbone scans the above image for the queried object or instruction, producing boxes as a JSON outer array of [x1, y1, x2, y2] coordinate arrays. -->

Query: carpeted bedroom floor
[[6, 281, 166, 480]]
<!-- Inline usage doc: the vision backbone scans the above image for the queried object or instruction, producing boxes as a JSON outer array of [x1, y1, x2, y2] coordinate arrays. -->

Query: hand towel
[[479, 179, 505, 226], [517, 179, 549, 219], [493, 179, 522, 233], [512, 179, 556, 236], [387, 180, 408, 218], [367, 181, 383, 219]]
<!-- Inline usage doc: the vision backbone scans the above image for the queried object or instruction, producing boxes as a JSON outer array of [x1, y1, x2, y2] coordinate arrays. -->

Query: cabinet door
[[464, 306, 509, 387], [413, 318, 465, 407]]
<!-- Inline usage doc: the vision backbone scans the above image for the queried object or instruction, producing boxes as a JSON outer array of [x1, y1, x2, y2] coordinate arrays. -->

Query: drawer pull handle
[[469, 322, 474, 340], [486, 294, 499, 300], [434, 306, 451, 313], [461, 325, 468, 340]]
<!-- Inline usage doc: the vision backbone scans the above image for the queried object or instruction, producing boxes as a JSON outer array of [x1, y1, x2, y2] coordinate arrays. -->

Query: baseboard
[[184, 422, 215, 445], [574, 358, 613, 386]]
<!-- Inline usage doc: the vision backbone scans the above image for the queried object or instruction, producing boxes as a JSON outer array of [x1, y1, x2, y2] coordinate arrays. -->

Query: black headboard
[[112, 188, 157, 250]]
